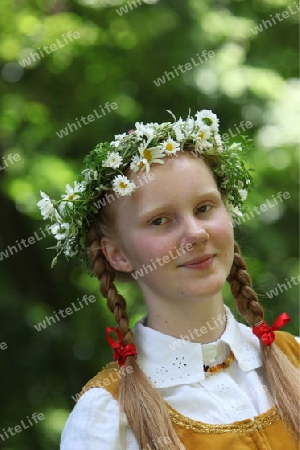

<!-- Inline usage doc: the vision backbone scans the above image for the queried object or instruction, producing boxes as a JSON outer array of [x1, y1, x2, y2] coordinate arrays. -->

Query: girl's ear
[[101, 236, 133, 273]]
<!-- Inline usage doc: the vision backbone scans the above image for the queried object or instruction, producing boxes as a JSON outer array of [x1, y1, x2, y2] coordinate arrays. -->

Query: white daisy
[[138, 141, 166, 173], [102, 151, 123, 169], [197, 124, 212, 140], [172, 121, 185, 141], [37, 191, 60, 221], [58, 201, 67, 215], [229, 142, 242, 152], [238, 189, 248, 202], [115, 133, 127, 140], [112, 175, 136, 196], [130, 155, 148, 173], [195, 110, 219, 132], [194, 140, 213, 152], [61, 181, 85, 208], [50, 222, 70, 240], [111, 133, 127, 148], [182, 117, 196, 136], [135, 122, 156, 140], [214, 132, 223, 152], [76, 181, 86, 192], [230, 205, 243, 217], [161, 138, 181, 155], [64, 241, 78, 257]]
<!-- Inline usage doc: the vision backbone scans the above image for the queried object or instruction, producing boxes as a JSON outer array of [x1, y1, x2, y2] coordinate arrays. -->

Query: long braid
[[87, 224, 186, 450], [89, 238, 131, 339], [227, 241, 299, 441], [227, 241, 264, 326]]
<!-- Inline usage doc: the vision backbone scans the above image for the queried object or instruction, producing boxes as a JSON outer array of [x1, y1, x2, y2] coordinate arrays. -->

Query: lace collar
[[132, 305, 262, 388]]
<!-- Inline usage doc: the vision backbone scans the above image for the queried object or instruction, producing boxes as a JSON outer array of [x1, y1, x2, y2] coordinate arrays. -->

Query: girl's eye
[[151, 217, 168, 226], [197, 204, 212, 213], [150, 205, 212, 225]]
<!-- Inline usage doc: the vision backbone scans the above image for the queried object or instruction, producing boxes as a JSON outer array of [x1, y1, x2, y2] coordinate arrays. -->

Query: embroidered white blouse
[[60, 305, 299, 449]]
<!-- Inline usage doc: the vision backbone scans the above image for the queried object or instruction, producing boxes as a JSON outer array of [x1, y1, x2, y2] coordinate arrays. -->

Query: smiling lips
[[178, 254, 215, 269]]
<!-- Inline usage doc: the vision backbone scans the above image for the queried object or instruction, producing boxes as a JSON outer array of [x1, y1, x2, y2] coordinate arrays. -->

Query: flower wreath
[[38, 110, 253, 268]]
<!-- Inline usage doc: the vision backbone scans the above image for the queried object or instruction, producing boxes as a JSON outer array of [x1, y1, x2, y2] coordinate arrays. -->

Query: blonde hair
[[86, 154, 299, 449]]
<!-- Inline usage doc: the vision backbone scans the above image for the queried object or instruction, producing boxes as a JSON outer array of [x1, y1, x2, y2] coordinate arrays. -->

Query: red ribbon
[[106, 327, 137, 367], [252, 312, 290, 346]]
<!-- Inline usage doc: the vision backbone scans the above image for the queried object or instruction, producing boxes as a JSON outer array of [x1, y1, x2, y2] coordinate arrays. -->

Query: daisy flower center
[[120, 182, 128, 189], [143, 149, 152, 161], [166, 143, 173, 151]]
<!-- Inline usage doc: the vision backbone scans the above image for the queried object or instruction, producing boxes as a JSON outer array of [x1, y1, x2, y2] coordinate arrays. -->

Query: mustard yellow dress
[[79, 330, 299, 450]]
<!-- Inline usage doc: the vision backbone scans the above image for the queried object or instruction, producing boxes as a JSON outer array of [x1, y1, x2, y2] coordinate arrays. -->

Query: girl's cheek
[[133, 237, 166, 260], [211, 213, 234, 239]]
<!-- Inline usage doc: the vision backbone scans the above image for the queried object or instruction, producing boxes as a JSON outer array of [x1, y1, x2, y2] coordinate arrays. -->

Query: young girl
[[38, 110, 299, 449]]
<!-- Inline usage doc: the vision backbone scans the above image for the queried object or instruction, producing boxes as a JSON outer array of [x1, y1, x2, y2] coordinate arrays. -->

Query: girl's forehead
[[122, 155, 218, 209], [128, 153, 215, 189]]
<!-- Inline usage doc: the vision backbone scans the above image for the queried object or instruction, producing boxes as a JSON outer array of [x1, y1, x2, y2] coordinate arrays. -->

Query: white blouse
[[60, 305, 299, 449]]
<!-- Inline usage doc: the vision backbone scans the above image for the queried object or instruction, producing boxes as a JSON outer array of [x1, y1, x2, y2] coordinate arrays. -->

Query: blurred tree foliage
[[0, 0, 299, 448]]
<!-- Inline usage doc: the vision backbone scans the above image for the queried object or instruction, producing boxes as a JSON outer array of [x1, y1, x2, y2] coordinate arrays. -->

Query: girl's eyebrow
[[137, 203, 174, 220], [137, 188, 220, 219]]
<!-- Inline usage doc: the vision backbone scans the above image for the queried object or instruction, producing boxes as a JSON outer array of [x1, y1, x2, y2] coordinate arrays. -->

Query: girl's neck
[[144, 295, 227, 344]]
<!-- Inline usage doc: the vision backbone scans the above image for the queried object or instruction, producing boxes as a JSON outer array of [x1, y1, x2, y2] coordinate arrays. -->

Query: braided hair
[[85, 155, 299, 448]]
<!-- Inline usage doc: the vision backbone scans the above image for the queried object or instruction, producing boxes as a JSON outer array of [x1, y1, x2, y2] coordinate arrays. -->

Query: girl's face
[[101, 152, 234, 307]]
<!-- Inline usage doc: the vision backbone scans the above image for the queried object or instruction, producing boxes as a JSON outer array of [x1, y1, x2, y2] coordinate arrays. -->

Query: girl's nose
[[180, 216, 209, 248]]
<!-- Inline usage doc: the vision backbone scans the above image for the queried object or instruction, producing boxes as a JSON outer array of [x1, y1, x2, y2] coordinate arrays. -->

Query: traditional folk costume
[[37, 110, 299, 449], [60, 306, 299, 449]]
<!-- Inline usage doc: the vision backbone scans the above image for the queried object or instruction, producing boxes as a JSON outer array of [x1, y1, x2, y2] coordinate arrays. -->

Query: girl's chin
[[185, 278, 227, 297]]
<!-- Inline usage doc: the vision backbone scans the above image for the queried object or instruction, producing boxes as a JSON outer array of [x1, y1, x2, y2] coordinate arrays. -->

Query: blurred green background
[[0, 0, 299, 448]]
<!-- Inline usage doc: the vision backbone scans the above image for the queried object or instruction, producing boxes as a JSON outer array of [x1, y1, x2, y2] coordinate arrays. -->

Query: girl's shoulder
[[60, 383, 122, 449], [79, 361, 122, 401], [60, 363, 134, 449]]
